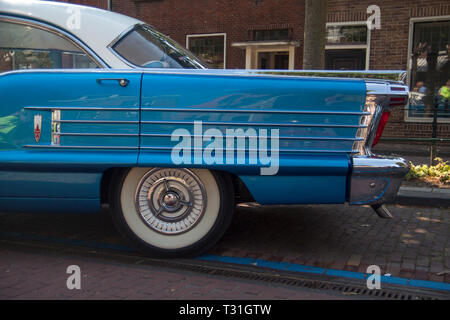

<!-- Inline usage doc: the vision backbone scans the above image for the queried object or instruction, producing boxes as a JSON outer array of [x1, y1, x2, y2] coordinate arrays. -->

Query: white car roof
[[0, 0, 144, 67]]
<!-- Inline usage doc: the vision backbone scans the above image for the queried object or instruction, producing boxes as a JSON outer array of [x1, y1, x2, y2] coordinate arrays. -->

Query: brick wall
[[327, 0, 450, 139], [63, 0, 450, 139], [328, 0, 449, 71]]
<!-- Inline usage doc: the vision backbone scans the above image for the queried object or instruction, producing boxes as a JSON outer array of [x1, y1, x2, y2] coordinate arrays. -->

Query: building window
[[186, 33, 226, 69], [252, 29, 292, 41], [407, 17, 450, 121], [326, 25, 367, 45], [325, 23, 370, 70]]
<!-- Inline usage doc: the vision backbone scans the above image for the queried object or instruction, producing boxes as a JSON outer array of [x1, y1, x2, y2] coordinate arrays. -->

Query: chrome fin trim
[[349, 80, 410, 208]]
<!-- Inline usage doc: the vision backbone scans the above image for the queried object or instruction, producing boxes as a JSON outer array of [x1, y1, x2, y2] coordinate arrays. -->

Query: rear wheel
[[110, 168, 234, 257]]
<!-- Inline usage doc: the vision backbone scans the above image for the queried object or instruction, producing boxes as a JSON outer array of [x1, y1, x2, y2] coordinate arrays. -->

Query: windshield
[[112, 24, 206, 69]]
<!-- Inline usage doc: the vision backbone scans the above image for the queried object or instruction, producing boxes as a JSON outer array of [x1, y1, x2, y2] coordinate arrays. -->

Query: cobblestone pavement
[[0, 244, 356, 300], [0, 203, 449, 293], [213, 204, 450, 284]]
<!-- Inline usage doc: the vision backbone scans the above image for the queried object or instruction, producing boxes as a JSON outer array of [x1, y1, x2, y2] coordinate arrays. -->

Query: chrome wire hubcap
[[135, 168, 206, 235]]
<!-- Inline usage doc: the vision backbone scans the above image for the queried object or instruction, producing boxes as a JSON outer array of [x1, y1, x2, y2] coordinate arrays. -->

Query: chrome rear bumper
[[349, 155, 410, 206]]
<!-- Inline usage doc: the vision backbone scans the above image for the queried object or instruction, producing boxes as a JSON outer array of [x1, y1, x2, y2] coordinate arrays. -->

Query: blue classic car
[[0, 1, 409, 257]]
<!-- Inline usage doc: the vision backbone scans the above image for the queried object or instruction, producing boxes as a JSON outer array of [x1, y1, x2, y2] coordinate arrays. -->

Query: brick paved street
[[0, 203, 449, 299], [213, 204, 450, 284], [0, 244, 354, 300]]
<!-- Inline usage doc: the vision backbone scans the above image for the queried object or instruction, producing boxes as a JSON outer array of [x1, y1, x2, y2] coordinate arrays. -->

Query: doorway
[[257, 51, 289, 69]]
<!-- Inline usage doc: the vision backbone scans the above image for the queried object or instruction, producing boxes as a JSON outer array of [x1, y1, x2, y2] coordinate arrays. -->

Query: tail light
[[371, 111, 390, 147]]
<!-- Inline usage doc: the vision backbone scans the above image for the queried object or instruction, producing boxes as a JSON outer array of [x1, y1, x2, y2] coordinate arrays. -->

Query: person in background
[[413, 81, 427, 94], [438, 79, 450, 101]]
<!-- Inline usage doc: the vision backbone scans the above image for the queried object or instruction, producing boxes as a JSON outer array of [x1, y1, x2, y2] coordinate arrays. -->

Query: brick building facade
[[61, 0, 450, 139]]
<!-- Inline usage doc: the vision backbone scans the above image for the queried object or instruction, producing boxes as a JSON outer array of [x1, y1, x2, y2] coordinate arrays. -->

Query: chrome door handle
[[96, 78, 129, 87]]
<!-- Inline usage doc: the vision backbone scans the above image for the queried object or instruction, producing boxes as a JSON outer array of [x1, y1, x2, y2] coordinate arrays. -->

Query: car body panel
[[0, 69, 367, 207], [0, 70, 141, 203], [138, 71, 366, 204], [0, 197, 101, 214], [239, 175, 347, 204], [0, 71, 141, 153], [140, 72, 367, 149]]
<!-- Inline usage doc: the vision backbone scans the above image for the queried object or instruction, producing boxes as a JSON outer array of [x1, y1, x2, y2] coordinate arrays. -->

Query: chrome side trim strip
[[0, 69, 143, 78], [22, 145, 138, 150], [59, 133, 139, 137], [140, 146, 359, 154], [136, 69, 405, 81], [141, 120, 366, 128], [141, 107, 369, 116], [25, 106, 365, 115], [24, 107, 140, 111], [141, 133, 362, 141], [22, 144, 356, 153], [0, 64, 404, 81], [57, 120, 139, 124]]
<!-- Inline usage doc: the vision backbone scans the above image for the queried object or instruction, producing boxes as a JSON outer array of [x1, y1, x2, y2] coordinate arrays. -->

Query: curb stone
[[395, 186, 450, 207]]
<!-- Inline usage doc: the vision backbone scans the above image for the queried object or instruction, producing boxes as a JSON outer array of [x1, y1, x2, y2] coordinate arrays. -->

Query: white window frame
[[186, 33, 227, 69], [325, 21, 371, 70], [405, 15, 450, 124]]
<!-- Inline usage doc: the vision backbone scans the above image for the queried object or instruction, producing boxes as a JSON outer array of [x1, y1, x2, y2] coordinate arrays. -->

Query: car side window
[[0, 20, 99, 72]]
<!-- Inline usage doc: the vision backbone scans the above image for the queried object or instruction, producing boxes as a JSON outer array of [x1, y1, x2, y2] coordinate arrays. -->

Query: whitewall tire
[[110, 168, 234, 257]]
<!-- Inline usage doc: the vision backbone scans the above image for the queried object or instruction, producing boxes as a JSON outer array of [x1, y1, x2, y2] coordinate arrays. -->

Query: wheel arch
[[100, 167, 129, 209]]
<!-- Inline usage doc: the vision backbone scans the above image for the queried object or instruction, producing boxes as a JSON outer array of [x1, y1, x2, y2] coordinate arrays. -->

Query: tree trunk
[[303, 0, 328, 70]]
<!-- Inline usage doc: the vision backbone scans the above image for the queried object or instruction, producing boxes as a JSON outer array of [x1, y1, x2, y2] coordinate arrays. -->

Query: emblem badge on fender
[[34, 114, 42, 143]]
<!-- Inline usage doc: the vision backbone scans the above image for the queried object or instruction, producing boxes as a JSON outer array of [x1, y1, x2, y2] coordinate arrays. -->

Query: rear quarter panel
[[139, 71, 367, 204]]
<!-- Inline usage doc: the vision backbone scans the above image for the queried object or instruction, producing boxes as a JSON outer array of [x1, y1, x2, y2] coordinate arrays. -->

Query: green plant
[[406, 157, 450, 184]]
